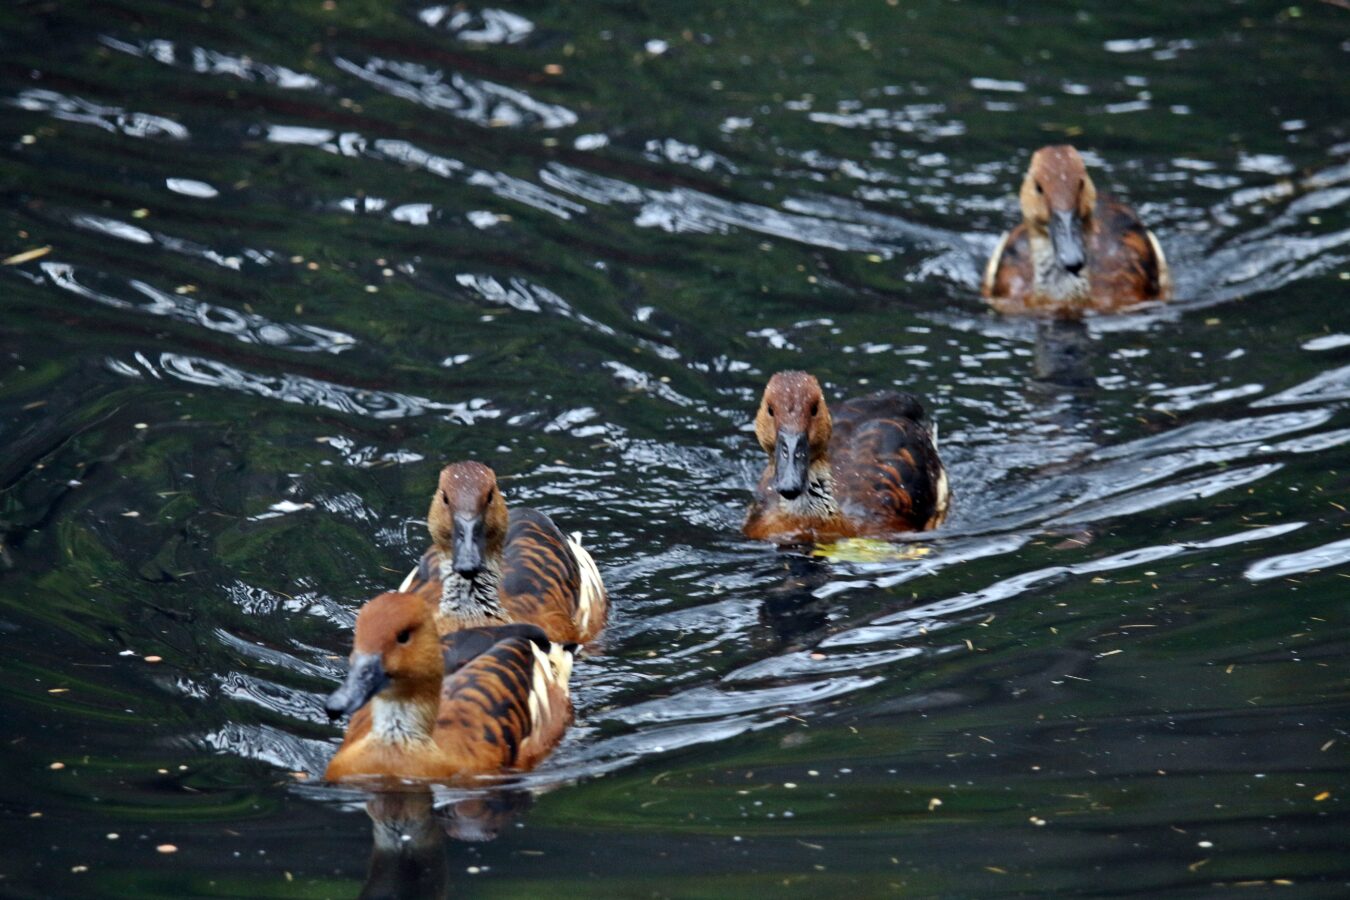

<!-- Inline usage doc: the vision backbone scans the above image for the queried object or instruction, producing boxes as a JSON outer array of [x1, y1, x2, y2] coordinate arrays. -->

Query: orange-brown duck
[[982, 144, 1170, 317], [399, 462, 607, 644], [323, 591, 574, 782], [743, 371, 950, 543]]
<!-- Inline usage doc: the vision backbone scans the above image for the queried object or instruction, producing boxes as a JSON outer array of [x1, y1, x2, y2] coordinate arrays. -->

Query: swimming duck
[[398, 461, 607, 645], [323, 591, 575, 782], [743, 371, 950, 543], [982, 144, 1170, 317]]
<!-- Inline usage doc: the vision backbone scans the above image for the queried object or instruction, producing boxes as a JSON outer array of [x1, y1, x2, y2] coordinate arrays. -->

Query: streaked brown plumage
[[743, 371, 950, 543], [323, 592, 575, 783], [983, 144, 1170, 317], [400, 461, 608, 645]]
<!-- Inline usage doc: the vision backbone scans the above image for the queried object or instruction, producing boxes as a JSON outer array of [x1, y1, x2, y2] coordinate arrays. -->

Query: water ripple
[[109, 352, 498, 423], [40, 262, 354, 353], [1245, 536, 1350, 582], [10, 88, 188, 139], [100, 35, 321, 90], [334, 56, 577, 129]]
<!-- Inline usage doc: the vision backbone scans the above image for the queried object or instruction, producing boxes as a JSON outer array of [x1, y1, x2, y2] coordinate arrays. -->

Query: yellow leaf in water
[[812, 538, 932, 563], [2, 246, 51, 265]]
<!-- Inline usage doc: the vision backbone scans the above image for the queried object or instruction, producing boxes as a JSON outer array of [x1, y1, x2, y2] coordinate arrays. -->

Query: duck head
[[1020, 145, 1098, 277], [755, 371, 833, 501], [326, 592, 442, 719], [427, 461, 509, 579]]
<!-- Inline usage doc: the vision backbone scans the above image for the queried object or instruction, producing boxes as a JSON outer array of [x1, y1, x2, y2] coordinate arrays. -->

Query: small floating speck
[[71, 865, 88, 874], [156, 844, 178, 854], [50, 762, 65, 770], [144, 655, 162, 664]]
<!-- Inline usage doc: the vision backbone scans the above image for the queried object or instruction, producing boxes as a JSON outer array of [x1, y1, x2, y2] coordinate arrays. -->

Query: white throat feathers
[[438, 553, 506, 623], [775, 458, 840, 522], [369, 695, 436, 747], [1029, 231, 1090, 304]]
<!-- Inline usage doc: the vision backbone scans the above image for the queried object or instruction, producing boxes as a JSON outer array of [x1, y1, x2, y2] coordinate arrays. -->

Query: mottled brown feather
[[984, 145, 1169, 316], [412, 463, 608, 644], [744, 373, 949, 542], [324, 606, 573, 782]]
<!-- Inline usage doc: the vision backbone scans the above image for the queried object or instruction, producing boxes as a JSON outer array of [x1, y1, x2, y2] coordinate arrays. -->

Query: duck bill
[[451, 515, 485, 577], [1049, 210, 1086, 274], [325, 652, 388, 719], [773, 430, 809, 500]]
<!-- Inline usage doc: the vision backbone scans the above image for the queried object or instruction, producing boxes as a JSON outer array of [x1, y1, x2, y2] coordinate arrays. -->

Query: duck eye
[[439, 491, 449, 506], [486, 488, 494, 503], [396, 627, 412, 645], [810, 401, 819, 416], [767, 404, 775, 417], [1035, 182, 1044, 195]]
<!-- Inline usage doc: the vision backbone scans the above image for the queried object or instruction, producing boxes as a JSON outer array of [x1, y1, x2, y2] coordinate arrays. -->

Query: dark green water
[[2, 0, 1348, 896]]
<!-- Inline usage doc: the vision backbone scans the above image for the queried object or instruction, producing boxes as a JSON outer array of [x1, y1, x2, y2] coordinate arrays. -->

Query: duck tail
[[567, 531, 608, 635]]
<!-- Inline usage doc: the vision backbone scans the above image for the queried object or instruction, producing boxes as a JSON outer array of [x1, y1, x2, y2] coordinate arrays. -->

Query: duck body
[[744, 372, 950, 543], [982, 144, 1169, 317], [401, 462, 607, 644], [324, 593, 575, 783]]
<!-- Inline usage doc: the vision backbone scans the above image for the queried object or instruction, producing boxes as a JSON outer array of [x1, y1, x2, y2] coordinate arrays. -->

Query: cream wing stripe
[[568, 531, 606, 632], [1146, 228, 1171, 298], [982, 230, 1011, 295]]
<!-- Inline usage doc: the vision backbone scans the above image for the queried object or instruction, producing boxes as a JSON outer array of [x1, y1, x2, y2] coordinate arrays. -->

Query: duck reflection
[[358, 787, 533, 899], [757, 552, 834, 648], [1031, 317, 1094, 391]]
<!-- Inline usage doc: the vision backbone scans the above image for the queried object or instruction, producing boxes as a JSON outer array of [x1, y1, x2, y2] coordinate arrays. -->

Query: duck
[[323, 591, 575, 782], [397, 461, 607, 645], [743, 371, 950, 543], [982, 144, 1170, 317]]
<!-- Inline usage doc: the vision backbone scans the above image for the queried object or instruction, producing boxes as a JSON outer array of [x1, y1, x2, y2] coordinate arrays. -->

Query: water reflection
[[360, 792, 450, 900], [1030, 318, 1094, 390], [358, 787, 534, 898]]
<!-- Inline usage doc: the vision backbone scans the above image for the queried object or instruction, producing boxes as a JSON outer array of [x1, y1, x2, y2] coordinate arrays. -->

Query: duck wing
[[1090, 196, 1169, 308], [435, 625, 575, 772], [499, 508, 585, 643], [831, 392, 950, 531], [982, 223, 1034, 310]]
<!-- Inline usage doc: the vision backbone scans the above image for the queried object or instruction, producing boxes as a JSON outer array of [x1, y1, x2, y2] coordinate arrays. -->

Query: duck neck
[[368, 684, 440, 748], [1028, 229, 1090, 305], [776, 457, 840, 522], [437, 551, 507, 625]]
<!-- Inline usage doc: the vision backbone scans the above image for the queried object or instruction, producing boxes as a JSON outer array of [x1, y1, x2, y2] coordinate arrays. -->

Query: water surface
[[1, 0, 1348, 896]]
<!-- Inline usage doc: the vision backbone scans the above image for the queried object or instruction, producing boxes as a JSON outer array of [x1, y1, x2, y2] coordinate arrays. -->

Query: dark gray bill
[[1049, 209, 1086, 275], [451, 514, 486, 577], [773, 430, 809, 500], [325, 652, 388, 720]]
